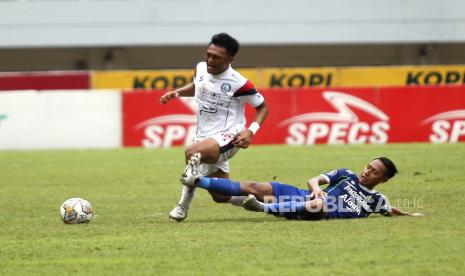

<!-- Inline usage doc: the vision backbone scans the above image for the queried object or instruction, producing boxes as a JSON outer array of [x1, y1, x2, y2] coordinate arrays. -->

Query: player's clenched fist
[[160, 90, 179, 104]]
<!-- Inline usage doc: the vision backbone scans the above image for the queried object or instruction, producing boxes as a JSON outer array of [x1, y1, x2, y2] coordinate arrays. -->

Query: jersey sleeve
[[194, 62, 206, 79], [233, 80, 264, 107], [321, 168, 351, 184]]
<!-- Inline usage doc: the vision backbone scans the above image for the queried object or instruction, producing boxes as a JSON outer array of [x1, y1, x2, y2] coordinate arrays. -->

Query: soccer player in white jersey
[[160, 33, 269, 221], [181, 157, 424, 220]]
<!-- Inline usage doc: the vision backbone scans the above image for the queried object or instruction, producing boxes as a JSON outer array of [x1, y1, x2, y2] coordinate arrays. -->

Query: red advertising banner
[[0, 71, 90, 91], [123, 86, 465, 147], [123, 91, 197, 147]]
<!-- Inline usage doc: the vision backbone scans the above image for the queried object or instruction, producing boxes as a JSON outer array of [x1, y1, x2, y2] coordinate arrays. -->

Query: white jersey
[[193, 62, 264, 139]]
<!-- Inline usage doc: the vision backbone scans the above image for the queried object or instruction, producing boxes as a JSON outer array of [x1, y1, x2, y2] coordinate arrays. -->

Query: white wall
[[1, 0, 465, 48], [0, 91, 121, 149]]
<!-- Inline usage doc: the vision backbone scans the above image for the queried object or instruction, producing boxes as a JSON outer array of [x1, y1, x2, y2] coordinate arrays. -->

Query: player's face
[[359, 159, 388, 187], [205, 44, 233, 75]]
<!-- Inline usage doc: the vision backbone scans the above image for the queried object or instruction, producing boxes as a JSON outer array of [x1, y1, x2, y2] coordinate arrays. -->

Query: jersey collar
[[210, 64, 232, 78], [359, 183, 377, 193]]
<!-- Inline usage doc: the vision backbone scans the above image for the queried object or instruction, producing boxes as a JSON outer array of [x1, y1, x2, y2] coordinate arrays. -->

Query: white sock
[[228, 196, 247, 206], [178, 185, 196, 209]]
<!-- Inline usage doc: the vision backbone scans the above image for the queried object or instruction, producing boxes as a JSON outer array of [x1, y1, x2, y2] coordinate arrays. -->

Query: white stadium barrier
[[1, 0, 465, 47], [0, 90, 121, 150]]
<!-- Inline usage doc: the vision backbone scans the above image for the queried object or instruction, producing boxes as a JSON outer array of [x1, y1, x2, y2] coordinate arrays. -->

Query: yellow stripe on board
[[92, 70, 194, 90], [92, 65, 465, 90], [339, 65, 465, 87]]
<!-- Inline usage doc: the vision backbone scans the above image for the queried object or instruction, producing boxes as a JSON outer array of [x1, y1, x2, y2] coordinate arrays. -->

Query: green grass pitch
[[1, 144, 464, 275]]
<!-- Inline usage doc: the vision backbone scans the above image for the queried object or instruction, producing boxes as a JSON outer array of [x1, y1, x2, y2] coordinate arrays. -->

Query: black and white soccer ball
[[59, 198, 93, 224]]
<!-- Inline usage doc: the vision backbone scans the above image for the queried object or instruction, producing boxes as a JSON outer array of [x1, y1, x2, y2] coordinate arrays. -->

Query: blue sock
[[264, 201, 307, 215], [196, 177, 243, 196]]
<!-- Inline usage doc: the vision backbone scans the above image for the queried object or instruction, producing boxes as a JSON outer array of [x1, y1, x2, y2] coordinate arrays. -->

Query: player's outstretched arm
[[387, 206, 424, 217], [160, 82, 195, 104], [232, 102, 269, 148]]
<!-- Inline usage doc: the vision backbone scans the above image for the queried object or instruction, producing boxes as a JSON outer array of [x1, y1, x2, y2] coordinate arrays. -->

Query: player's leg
[[243, 195, 326, 220], [188, 132, 243, 204], [242, 182, 323, 220], [169, 136, 236, 221], [240, 181, 275, 202], [205, 169, 232, 203], [183, 174, 275, 202], [185, 137, 222, 164], [169, 153, 201, 221], [169, 131, 241, 221], [175, 137, 222, 210], [202, 164, 251, 205]]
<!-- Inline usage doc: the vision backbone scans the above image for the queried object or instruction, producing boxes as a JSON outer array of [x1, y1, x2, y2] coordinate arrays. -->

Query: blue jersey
[[322, 169, 391, 219]]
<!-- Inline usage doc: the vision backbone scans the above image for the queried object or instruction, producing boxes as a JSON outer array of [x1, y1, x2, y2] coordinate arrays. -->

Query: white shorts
[[197, 130, 241, 176]]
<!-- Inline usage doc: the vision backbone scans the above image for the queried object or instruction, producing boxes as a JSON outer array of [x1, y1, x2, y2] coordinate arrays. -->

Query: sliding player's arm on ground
[[160, 82, 196, 104], [386, 206, 424, 217], [307, 175, 329, 199]]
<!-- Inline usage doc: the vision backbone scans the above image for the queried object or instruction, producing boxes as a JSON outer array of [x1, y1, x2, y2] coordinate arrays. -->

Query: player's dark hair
[[210, 33, 240, 57], [375, 157, 398, 179]]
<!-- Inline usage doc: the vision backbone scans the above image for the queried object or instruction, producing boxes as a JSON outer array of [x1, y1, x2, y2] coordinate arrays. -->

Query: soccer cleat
[[180, 153, 202, 188], [242, 194, 265, 212], [169, 203, 188, 221]]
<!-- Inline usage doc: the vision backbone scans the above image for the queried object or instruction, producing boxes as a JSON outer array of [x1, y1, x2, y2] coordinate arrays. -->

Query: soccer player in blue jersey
[[180, 156, 423, 220]]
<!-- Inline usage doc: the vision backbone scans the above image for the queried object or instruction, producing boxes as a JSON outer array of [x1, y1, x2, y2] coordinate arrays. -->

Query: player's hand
[[232, 129, 254, 149], [310, 188, 327, 199], [160, 90, 179, 104]]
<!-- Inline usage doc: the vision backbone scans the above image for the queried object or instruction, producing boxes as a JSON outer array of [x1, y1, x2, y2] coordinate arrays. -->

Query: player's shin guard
[[196, 177, 243, 196]]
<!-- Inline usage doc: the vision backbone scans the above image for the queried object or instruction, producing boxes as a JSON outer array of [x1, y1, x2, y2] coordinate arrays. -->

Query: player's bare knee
[[185, 147, 219, 163], [241, 181, 261, 195], [184, 147, 197, 160]]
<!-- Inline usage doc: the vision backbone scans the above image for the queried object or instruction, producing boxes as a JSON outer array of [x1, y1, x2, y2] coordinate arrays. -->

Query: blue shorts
[[271, 182, 311, 203], [271, 182, 327, 220]]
